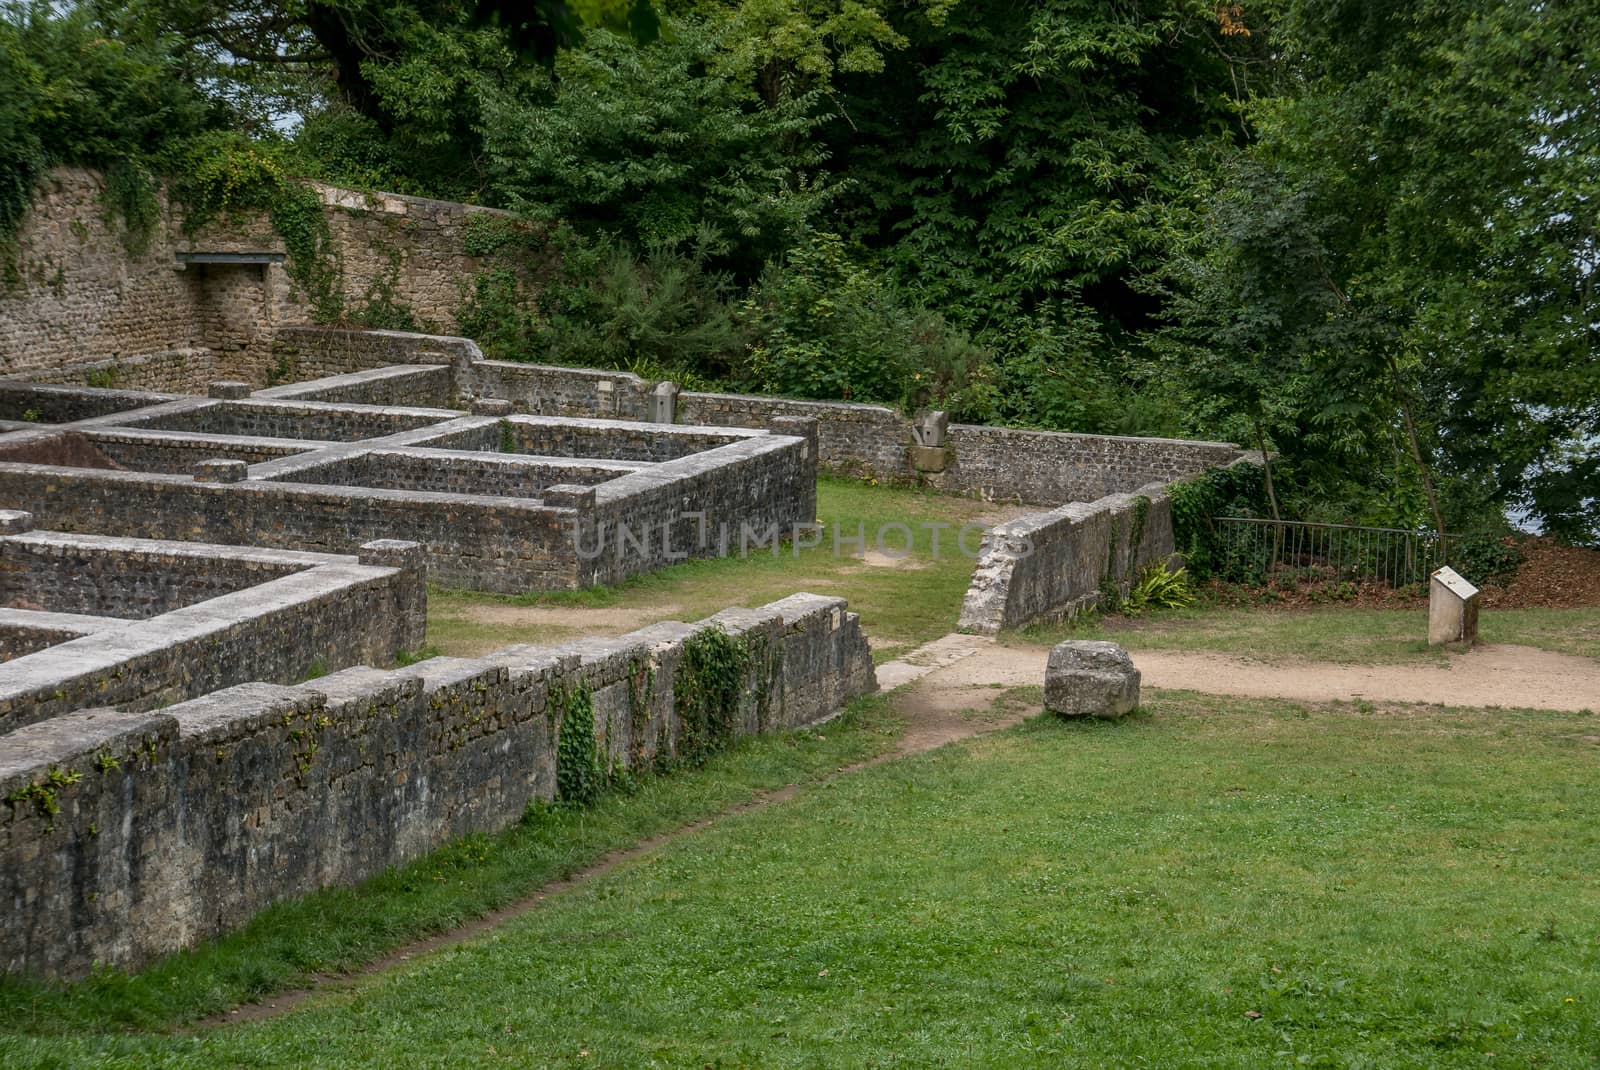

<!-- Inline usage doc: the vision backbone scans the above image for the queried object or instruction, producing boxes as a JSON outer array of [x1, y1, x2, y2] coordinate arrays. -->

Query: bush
[[0, 4, 220, 243], [737, 231, 998, 417], [1168, 462, 1272, 580], [1446, 531, 1524, 586]]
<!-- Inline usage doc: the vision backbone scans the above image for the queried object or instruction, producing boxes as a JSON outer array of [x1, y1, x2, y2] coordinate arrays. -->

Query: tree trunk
[[1385, 354, 1448, 558], [1253, 421, 1283, 569]]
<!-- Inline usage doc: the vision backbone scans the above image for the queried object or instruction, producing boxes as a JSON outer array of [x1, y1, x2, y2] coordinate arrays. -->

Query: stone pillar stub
[[471, 398, 514, 417], [770, 415, 819, 460], [543, 484, 596, 510], [650, 381, 680, 424], [0, 510, 35, 534], [208, 381, 251, 400], [359, 539, 426, 574]]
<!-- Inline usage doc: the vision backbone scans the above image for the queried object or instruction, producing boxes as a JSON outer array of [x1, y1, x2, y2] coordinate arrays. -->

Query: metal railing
[[1207, 517, 1451, 589]]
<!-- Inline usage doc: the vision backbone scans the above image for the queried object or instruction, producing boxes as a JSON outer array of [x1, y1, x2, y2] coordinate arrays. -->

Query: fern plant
[[1123, 563, 1195, 616]]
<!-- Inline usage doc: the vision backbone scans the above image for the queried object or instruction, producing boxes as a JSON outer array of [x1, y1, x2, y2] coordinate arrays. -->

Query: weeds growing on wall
[[167, 133, 344, 322], [674, 626, 750, 766], [554, 682, 601, 807]]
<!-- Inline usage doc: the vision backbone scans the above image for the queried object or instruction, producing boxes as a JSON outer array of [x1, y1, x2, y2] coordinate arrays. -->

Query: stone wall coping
[[0, 708, 178, 794], [0, 562, 400, 683], [276, 325, 485, 361], [84, 426, 340, 453], [0, 607, 126, 635], [592, 433, 800, 505], [0, 460, 582, 514], [362, 446, 649, 474], [252, 363, 450, 401], [0, 528, 353, 569], [986, 481, 1172, 540]]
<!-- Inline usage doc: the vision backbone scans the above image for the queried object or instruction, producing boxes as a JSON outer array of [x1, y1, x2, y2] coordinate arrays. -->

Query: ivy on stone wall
[[674, 626, 750, 766], [554, 681, 601, 807]]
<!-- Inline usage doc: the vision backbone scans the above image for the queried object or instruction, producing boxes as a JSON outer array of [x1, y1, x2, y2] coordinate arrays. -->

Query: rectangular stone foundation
[[0, 593, 875, 979]]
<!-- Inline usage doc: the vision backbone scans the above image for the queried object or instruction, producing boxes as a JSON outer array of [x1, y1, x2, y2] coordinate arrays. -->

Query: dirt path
[[937, 640, 1600, 712]]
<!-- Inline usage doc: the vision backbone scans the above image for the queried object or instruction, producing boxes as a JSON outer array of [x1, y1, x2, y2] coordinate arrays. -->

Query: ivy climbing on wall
[[554, 681, 600, 807], [673, 626, 750, 766]]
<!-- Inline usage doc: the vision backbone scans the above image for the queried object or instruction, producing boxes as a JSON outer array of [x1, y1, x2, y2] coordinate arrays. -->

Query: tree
[[1168, 0, 1600, 540], [822, 0, 1262, 433]]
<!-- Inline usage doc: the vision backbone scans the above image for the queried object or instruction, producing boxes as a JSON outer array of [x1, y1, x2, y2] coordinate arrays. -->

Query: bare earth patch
[[931, 638, 1600, 711]]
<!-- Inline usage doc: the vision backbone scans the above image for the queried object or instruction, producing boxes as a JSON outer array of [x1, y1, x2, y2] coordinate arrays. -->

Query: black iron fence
[[1208, 517, 1451, 588]]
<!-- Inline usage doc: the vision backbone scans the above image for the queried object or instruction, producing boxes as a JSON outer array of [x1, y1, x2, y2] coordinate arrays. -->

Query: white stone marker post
[[1428, 565, 1480, 646]]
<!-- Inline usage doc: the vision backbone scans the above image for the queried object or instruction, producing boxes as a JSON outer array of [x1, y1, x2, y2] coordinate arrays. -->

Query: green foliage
[[6, 766, 83, 819], [555, 682, 601, 807], [483, 19, 836, 274], [1168, 462, 1270, 580], [827, 0, 1254, 433], [674, 626, 749, 765], [1447, 533, 1525, 588], [1160, 0, 1599, 539], [736, 231, 997, 417], [0, 3, 221, 245], [168, 132, 343, 321], [1123, 563, 1195, 616]]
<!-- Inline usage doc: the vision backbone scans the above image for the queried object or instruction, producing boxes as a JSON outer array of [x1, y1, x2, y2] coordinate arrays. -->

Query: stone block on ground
[[1044, 640, 1140, 718]]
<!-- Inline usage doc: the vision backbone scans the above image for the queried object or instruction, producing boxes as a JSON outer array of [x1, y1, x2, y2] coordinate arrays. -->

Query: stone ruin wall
[[273, 326, 1256, 627], [0, 525, 427, 733], [0, 168, 538, 388], [0, 592, 876, 979]]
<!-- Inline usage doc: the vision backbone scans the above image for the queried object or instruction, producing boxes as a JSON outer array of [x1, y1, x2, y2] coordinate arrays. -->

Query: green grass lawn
[[9, 691, 1598, 1068], [0, 698, 901, 1040], [1017, 605, 1600, 664], [428, 477, 1009, 662]]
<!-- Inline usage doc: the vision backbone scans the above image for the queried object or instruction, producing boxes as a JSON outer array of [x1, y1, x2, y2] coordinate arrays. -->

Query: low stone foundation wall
[[269, 327, 478, 389], [0, 350, 222, 395], [0, 592, 875, 979], [0, 524, 426, 732], [254, 364, 454, 408], [0, 383, 184, 425], [289, 328, 1248, 505], [957, 483, 1176, 635]]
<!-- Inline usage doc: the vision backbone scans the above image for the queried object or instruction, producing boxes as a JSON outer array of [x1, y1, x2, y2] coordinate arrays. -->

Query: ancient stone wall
[[267, 327, 478, 391], [957, 484, 1176, 635], [0, 527, 425, 731], [253, 364, 454, 408], [0, 171, 531, 386], [4, 350, 220, 394], [0, 592, 875, 978], [938, 425, 1243, 504], [0, 171, 211, 374], [470, 360, 656, 420]]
